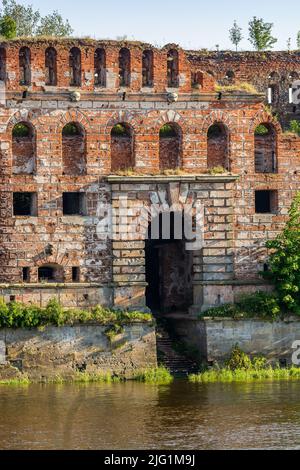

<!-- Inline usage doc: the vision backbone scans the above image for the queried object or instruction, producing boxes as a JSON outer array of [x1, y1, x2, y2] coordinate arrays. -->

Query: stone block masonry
[[168, 316, 300, 365], [0, 39, 299, 313], [0, 323, 157, 381]]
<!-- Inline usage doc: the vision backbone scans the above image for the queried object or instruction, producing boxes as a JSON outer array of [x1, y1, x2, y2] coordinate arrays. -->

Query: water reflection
[[1, 381, 300, 449]]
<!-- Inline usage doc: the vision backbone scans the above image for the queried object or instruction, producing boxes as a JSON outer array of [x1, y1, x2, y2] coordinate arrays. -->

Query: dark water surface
[[1, 380, 300, 449]]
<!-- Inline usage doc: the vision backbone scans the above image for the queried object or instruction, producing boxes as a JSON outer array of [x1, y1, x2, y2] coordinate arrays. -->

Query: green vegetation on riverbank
[[189, 367, 300, 383], [189, 345, 300, 383], [133, 366, 173, 384], [0, 298, 153, 329], [0, 367, 173, 386]]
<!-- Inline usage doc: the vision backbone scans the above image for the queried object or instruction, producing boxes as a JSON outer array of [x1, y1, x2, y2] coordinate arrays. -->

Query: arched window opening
[[62, 122, 86, 175], [94, 48, 106, 87], [111, 123, 133, 172], [207, 123, 229, 171], [142, 49, 153, 87], [69, 47, 81, 86], [159, 123, 181, 171], [254, 123, 277, 173], [45, 47, 57, 86], [19, 47, 31, 86], [12, 122, 35, 174], [38, 264, 64, 283], [167, 49, 179, 87], [0, 48, 6, 82], [119, 48, 130, 87]]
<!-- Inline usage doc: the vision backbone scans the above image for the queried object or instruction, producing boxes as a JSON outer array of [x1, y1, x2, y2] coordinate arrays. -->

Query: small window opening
[[13, 193, 37, 216], [63, 192, 86, 216], [72, 267, 80, 282], [22, 267, 30, 282], [255, 190, 278, 214]]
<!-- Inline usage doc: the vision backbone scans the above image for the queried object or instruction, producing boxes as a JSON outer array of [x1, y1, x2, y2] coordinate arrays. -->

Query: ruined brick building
[[0, 39, 299, 313]]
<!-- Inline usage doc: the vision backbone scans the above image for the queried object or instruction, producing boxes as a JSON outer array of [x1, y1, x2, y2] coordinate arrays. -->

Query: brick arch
[[249, 111, 282, 134], [154, 110, 189, 134], [6, 110, 41, 134], [200, 111, 236, 134], [104, 110, 141, 135], [55, 109, 92, 134], [33, 245, 74, 267]]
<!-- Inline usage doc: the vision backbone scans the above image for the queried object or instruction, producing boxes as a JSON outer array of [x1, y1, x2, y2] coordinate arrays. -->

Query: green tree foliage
[[263, 192, 300, 313], [289, 120, 300, 135], [36, 11, 73, 37], [0, 0, 73, 37], [0, 14, 16, 38], [297, 31, 300, 49], [229, 20, 243, 51], [248, 16, 277, 51]]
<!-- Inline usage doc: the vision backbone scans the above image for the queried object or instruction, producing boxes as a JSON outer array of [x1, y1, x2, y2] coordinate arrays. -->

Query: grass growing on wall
[[199, 292, 281, 320], [0, 298, 153, 329]]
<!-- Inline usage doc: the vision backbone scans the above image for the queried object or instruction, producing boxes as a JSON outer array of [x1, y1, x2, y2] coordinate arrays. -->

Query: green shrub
[[262, 192, 300, 314], [12, 123, 31, 138], [200, 292, 281, 320], [255, 124, 270, 135], [0, 298, 153, 329], [289, 120, 300, 136], [159, 124, 177, 138], [225, 345, 253, 370]]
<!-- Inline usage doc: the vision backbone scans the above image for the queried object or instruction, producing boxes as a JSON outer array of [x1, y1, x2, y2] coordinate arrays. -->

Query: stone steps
[[156, 327, 199, 376]]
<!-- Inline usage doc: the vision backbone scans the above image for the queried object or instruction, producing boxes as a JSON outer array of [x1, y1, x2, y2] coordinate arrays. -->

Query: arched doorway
[[145, 211, 193, 314]]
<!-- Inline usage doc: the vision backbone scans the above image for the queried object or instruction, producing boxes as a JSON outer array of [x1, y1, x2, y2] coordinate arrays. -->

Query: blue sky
[[15, 0, 300, 50]]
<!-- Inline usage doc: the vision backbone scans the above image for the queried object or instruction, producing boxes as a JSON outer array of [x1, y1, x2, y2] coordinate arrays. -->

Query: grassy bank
[[189, 367, 300, 383], [0, 367, 173, 386]]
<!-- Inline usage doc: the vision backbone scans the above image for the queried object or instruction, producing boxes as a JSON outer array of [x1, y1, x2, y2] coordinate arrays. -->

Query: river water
[[1, 380, 300, 450]]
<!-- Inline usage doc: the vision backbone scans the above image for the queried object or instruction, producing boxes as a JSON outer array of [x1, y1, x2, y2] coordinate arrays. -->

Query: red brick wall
[[111, 135, 134, 172], [62, 134, 86, 175], [159, 136, 181, 171]]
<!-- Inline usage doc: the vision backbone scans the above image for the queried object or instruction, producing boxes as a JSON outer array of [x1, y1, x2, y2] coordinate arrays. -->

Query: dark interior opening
[[13, 192, 36, 216], [63, 192, 85, 215], [72, 267, 80, 282], [38, 266, 54, 282], [22, 267, 30, 282], [255, 190, 277, 214], [145, 212, 193, 314]]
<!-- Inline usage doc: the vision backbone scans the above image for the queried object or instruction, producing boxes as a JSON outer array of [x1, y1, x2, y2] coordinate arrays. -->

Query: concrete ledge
[[107, 175, 240, 183]]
